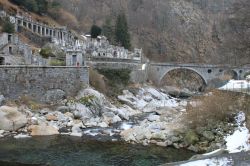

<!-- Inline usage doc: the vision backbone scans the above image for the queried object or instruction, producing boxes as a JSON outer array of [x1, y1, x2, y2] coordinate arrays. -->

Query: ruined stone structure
[[84, 35, 143, 62], [0, 33, 33, 65], [0, 66, 89, 101], [1, 10, 143, 67], [14, 14, 76, 47]]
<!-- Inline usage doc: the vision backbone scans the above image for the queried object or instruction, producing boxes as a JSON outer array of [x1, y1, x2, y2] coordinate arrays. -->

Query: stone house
[[0, 33, 33, 65]]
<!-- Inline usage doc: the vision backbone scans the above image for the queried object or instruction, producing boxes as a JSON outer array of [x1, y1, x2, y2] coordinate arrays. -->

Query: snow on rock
[[225, 112, 250, 153], [14, 133, 31, 139], [180, 157, 233, 166], [118, 86, 179, 113]]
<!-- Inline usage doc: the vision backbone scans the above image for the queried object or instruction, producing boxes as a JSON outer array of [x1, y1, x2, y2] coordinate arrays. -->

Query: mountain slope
[[56, 0, 250, 65]]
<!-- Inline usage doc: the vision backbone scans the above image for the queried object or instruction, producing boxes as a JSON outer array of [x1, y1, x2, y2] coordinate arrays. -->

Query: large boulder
[[76, 88, 111, 107], [0, 106, 28, 131], [69, 103, 94, 119], [41, 89, 66, 104], [28, 124, 59, 136], [102, 112, 122, 125], [163, 86, 181, 97], [179, 88, 194, 98]]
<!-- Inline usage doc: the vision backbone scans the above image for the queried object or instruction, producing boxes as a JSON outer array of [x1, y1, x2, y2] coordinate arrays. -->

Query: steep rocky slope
[[56, 0, 250, 65]]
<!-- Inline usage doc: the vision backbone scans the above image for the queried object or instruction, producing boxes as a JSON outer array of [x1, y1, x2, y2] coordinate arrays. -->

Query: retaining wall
[[0, 66, 89, 101]]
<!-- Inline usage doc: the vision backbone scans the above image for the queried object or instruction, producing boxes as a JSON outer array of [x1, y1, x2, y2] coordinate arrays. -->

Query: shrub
[[49, 59, 65, 66], [98, 68, 131, 86], [97, 69, 131, 98], [40, 47, 53, 58], [185, 90, 248, 129], [89, 68, 107, 93]]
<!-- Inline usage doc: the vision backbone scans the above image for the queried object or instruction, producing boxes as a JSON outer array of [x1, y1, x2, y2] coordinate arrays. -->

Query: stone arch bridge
[[148, 63, 250, 88]]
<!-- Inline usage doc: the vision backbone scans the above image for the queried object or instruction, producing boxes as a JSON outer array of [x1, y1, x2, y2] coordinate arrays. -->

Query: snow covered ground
[[219, 80, 250, 92], [225, 111, 250, 153], [180, 157, 233, 166]]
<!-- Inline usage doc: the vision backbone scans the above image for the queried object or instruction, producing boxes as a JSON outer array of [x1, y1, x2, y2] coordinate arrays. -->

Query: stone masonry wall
[[0, 66, 89, 101]]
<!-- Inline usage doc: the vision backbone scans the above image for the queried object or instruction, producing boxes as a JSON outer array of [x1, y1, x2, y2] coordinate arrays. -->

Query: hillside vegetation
[[55, 0, 250, 65]]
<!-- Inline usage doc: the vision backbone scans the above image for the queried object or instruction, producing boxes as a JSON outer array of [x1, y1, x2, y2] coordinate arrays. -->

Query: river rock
[[29, 124, 59, 136], [0, 95, 5, 106], [156, 106, 178, 115], [56, 106, 70, 113], [202, 131, 215, 141], [102, 112, 122, 124], [76, 88, 111, 109], [156, 141, 168, 147], [133, 127, 152, 141], [188, 145, 199, 152], [163, 86, 181, 97], [147, 114, 160, 122], [46, 114, 58, 121], [179, 88, 193, 98], [64, 112, 74, 118], [70, 123, 83, 137], [70, 103, 93, 119], [120, 128, 136, 142], [41, 89, 66, 104], [118, 92, 137, 109], [0, 106, 28, 131], [30, 117, 38, 125], [98, 122, 108, 128], [184, 130, 199, 145]]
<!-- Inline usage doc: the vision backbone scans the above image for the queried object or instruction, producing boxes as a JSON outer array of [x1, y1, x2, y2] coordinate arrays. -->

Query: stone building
[[66, 49, 85, 66], [0, 33, 33, 65]]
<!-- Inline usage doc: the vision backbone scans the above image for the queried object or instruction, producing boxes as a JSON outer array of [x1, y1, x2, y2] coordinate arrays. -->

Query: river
[[0, 135, 195, 166]]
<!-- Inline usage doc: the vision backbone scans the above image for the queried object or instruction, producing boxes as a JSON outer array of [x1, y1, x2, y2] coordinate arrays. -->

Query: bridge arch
[[160, 67, 207, 91]]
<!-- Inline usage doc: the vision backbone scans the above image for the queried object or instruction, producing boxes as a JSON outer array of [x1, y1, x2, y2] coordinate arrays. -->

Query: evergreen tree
[[115, 13, 131, 50], [24, 0, 38, 13], [90, 25, 102, 38], [102, 18, 114, 44], [2, 18, 15, 34]]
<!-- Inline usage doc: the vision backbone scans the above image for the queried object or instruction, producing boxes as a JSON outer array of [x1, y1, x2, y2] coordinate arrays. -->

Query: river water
[[0, 135, 195, 166]]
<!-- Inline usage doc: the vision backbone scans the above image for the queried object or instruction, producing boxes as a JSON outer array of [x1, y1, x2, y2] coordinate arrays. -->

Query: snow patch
[[14, 134, 31, 139], [180, 157, 233, 166], [219, 80, 250, 91], [225, 112, 250, 153]]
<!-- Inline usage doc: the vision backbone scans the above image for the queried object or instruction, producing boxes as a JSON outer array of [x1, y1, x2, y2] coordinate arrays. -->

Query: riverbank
[[0, 85, 249, 156]]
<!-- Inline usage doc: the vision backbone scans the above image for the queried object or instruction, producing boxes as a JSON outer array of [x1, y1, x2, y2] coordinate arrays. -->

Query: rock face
[[0, 106, 28, 131], [41, 89, 66, 104], [28, 125, 59, 136]]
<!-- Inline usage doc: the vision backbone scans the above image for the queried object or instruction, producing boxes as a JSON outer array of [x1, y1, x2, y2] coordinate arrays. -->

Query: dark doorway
[[9, 47, 12, 54], [72, 55, 77, 66], [8, 34, 12, 43], [0, 57, 5, 65]]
